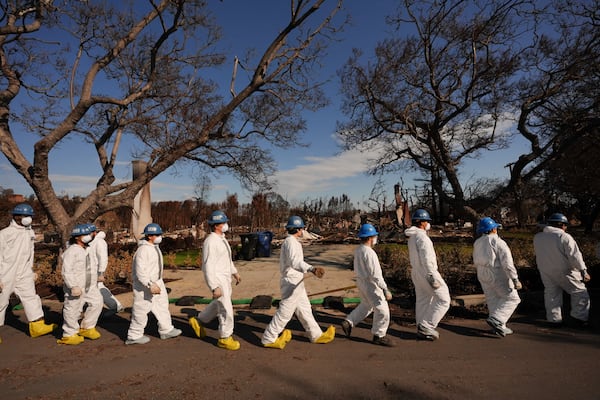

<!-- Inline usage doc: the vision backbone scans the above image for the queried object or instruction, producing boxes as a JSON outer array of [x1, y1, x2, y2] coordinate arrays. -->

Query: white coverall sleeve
[[496, 239, 518, 280], [202, 238, 220, 291], [229, 249, 238, 276], [26, 229, 35, 271], [562, 235, 587, 271], [61, 247, 83, 289], [416, 235, 438, 275], [288, 239, 312, 273], [96, 238, 109, 273], [366, 249, 388, 291], [133, 245, 155, 286], [0, 231, 6, 277]]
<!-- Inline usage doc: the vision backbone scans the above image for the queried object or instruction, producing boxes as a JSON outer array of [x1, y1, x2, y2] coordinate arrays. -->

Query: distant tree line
[[2, 180, 598, 236]]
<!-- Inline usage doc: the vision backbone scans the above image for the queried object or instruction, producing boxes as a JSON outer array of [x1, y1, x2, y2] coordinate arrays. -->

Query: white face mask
[[20, 216, 32, 227], [153, 236, 163, 244], [221, 223, 229, 233], [425, 222, 431, 231], [372, 237, 378, 246], [81, 235, 93, 244]]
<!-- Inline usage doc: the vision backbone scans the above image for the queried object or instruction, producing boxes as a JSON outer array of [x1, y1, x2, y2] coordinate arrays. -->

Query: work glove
[[97, 273, 105, 283], [71, 286, 83, 297], [149, 282, 161, 295], [233, 273, 241, 286], [426, 274, 441, 289], [581, 270, 591, 283], [512, 279, 522, 290], [384, 289, 393, 301], [212, 287, 223, 299], [312, 267, 325, 279]]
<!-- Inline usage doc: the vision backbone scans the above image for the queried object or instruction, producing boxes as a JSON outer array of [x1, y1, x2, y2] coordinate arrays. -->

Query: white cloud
[[273, 148, 371, 199]]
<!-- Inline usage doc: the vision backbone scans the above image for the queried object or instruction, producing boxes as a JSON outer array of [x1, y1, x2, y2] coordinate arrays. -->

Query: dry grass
[[377, 230, 600, 296], [34, 248, 134, 287]]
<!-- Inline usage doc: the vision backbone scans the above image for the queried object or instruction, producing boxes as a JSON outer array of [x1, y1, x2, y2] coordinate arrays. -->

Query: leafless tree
[[541, 125, 600, 232], [337, 0, 531, 221], [0, 0, 344, 242], [505, 1, 600, 226], [338, 0, 599, 225]]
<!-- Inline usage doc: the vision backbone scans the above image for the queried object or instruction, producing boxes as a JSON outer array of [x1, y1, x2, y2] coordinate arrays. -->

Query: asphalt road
[[1, 243, 599, 399]]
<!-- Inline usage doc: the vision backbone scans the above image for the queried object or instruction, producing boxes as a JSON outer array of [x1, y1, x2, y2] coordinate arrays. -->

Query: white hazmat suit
[[345, 243, 390, 337], [88, 231, 123, 313], [262, 234, 326, 344], [60, 242, 103, 337], [473, 233, 520, 328], [533, 226, 590, 323], [196, 231, 238, 339], [126, 239, 176, 341], [0, 220, 46, 326], [405, 226, 450, 335]]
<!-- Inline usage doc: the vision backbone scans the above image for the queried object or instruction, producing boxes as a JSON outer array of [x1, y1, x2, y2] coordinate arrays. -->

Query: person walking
[[58, 224, 104, 345], [261, 216, 335, 349], [125, 223, 182, 345], [473, 217, 522, 337], [405, 209, 450, 340], [0, 203, 57, 342], [87, 224, 124, 315], [533, 213, 591, 327], [340, 223, 395, 347], [189, 211, 242, 350]]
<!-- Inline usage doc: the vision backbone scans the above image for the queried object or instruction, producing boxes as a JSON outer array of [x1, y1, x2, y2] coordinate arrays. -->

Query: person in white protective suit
[[533, 213, 591, 327], [340, 223, 395, 347], [86, 224, 124, 315], [0, 203, 57, 343], [405, 209, 450, 341], [125, 223, 182, 345], [473, 217, 522, 337], [261, 216, 335, 349], [58, 224, 104, 345], [189, 211, 242, 350]]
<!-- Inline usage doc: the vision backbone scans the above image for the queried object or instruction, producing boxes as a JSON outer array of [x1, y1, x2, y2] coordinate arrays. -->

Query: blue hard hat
[[477, 217, 501, 234], [86, 223, 97, 232], [547, 213, 568, 225], [357, 223, 378, 238], [71, 223, 92, 237], [12, 203, 34, 216], [143, 223, 163, 235], [285, 215, 305, 229], [411, 209, 432, 222], [208, 210, 228, 225]]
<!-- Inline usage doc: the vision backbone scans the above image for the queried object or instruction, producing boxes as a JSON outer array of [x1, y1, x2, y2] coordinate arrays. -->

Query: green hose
[[10, 296, 361, 311], [167, 297, 362, 305]]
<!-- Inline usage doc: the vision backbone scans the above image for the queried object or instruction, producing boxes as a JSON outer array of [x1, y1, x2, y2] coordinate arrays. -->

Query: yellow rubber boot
[[79, 327, 101, 340], [314, 325, 335, 344], [189, 317, 206, 338], [282, 329, 292, 343], [217, 336, 240, 351], [57, 335, 84, 345], [264, 329, 292, 350], [29, 319, 58, 338]]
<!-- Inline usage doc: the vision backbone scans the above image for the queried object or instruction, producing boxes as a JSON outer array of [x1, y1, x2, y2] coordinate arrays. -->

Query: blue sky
[[1, 1, 525, 209]]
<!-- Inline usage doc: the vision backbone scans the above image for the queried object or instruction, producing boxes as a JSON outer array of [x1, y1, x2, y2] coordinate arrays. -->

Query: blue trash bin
[[256, 231, 274, 257]]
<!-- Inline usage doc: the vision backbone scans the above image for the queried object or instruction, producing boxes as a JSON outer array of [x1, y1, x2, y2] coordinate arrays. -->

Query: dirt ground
[[1, 244, 599, 400]]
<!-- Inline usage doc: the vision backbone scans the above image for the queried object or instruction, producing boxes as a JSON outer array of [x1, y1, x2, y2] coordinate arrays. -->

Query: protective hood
[[96, 231, 106, 240], [404, 226, 421, 237], [543, 226, 563, 234]]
